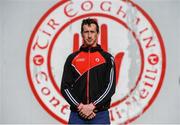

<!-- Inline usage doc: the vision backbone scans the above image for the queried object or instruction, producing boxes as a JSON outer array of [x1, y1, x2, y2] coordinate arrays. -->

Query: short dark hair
[[81, 18, 99, 34]]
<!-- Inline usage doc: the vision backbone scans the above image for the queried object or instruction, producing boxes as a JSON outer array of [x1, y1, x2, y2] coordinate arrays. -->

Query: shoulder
[[100, 51, 114, 61], [66, 50, 80, 63]]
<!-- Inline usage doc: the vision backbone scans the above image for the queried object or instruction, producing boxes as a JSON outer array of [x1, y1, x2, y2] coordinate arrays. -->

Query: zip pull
[[86, 49, 90, 104]]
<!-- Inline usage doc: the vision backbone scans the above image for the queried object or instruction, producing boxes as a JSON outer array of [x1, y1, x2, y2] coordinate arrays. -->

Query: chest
[[72, 52, 106, 75]]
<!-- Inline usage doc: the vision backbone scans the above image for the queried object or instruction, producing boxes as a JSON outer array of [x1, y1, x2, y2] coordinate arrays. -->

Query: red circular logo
[[26, 0, 166, 124]]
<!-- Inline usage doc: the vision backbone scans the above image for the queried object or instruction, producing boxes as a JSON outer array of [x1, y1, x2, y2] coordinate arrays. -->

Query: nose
[[88, 32, 92, 38]]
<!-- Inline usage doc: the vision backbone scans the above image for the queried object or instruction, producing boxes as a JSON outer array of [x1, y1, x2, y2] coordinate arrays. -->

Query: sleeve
[[92, 56, 116, 108], [61, 55, 81, 108]]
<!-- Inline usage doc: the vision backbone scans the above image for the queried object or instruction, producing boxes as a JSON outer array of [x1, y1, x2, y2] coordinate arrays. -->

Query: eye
[[83, 31, 89, 33], [90, 31, 95, 33]]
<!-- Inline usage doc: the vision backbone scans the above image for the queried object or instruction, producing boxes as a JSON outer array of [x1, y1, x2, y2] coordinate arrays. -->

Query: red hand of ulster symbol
[[73, 24, 124, 85]]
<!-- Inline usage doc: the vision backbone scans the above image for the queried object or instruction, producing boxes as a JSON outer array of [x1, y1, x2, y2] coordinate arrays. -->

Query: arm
[[92, 56, 116, 108], [61, 56, 81, 108]]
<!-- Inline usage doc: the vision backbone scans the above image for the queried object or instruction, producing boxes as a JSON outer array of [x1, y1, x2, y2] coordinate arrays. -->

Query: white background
[[0, 0, 180, 124]]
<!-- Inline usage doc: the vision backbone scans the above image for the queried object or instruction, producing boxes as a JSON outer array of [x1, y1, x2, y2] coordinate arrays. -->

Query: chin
[[84, 40, 96, 47], [85, 42, 92, 45]]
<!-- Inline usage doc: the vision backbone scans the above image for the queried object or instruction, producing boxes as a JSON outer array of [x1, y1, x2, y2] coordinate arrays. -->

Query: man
[[61, 18, 116, 124]]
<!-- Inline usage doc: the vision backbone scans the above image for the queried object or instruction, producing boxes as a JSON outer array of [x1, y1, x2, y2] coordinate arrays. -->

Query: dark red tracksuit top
[[61, 44, 116, 112]]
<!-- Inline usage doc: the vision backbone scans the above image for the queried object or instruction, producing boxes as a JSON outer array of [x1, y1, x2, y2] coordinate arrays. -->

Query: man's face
[[82, 24, 99, 47]]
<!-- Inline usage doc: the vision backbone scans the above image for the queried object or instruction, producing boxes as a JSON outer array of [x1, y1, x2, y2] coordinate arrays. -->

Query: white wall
[[133, 0, 180, 124], [0, 0, 179, 124]]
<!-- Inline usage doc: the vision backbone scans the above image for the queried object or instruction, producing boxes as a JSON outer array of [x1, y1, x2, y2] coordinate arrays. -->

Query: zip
[[86, 49, 90, 104]]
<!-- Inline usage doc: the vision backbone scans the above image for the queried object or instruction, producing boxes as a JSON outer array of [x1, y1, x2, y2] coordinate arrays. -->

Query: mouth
[[87, 39, 92, 43]]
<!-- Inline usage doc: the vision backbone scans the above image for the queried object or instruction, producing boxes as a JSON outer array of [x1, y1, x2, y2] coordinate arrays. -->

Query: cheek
[[94, 34, 98, 39], [82, 34, 87, 39]]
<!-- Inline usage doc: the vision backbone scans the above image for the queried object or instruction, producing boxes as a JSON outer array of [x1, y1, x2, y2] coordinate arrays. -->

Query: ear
[[97, 32, 100, 37]]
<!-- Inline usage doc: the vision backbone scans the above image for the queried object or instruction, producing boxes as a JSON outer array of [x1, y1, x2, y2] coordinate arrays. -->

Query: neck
[[83, 42, 97, 48]]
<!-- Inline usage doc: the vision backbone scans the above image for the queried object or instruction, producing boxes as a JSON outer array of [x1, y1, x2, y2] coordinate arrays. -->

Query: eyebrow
[[83, 30, 96, 33]]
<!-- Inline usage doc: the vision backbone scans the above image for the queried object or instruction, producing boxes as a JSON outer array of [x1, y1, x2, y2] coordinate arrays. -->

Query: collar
[[80, 44, 103, 52]]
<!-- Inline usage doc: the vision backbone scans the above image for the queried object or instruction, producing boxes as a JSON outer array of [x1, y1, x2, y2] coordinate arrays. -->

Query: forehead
[[83, 24, 97, 30]]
